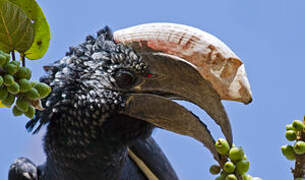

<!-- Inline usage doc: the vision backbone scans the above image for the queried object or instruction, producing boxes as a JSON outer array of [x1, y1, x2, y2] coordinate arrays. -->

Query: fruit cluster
[[209, 138, 261, 180], [0, 50, 51, 118], [281, 119, 305, 161]]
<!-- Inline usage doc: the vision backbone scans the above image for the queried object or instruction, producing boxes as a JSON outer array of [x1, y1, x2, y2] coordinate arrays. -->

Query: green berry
[[25, 68, 31, 79], [2, 94, 15, 107], [15, 67, 27, 79], [285, 130, 297, 141], [286, 124, 294, 131], [0, 87, 8, 100], [19, 79, 32, 92], [220, 171, 228, 177], [0, 50, 10, 59], [7, 82, 20, 95], [281, 145, 296, 160], [25, 88, 40, 100], [0, 54, 6, 61], [215, 138, 230, 155], [5, 63, 18, 75], [236, 160, 250, 174], [229, 147, 244, 162], [209, 165, 221, 175], [24, 105, 35, 119], [292, 120, 304, 131], [215, 175, 226, 180], [12, 105, 23, 116], [223, 162, 235, 173], [0, 76, 3, 86], [242, 174, 253, 180], [16, 97, 29, 112], [0, 54, 8, 67], [10, 61, 20, 68], [3, 74, 15, 86], [30, 81, 38, 87], [16, 67, 32, 80], [294, 141, 305, 155], [34, 82, 51, 98], [225, 174, 237, 180]]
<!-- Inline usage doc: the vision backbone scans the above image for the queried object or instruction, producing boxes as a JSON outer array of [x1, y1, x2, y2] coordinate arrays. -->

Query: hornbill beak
[[114, 23, 252, 164]]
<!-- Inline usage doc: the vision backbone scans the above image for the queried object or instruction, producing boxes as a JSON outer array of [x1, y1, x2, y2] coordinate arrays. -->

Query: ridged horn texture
[[113, 23, 252, 104]]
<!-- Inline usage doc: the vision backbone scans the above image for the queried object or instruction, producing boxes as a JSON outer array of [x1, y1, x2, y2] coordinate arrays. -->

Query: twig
[[294, 155, 305, 179], [293, 126, 305, 179]]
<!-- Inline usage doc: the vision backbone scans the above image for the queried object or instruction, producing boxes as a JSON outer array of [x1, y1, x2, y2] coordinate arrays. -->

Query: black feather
[[12, 26, 178, 180]]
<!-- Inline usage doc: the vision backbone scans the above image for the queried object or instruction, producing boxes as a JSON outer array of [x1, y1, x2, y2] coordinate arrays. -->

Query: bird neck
[[42, 110, 154, 180], [43, 119, 128, 179]]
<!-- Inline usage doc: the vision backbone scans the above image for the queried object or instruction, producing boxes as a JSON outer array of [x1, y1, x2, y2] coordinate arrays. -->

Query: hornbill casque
[[8, 23, 252, 180]]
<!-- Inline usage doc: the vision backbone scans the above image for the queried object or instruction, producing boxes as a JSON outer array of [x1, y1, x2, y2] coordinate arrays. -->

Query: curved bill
[[135, 53, 232, 145], [123, 93, 223, 164], [120, 53, 232, 164]]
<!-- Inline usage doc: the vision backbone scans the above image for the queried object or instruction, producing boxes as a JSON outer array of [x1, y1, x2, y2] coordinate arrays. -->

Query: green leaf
[[0, 0, 34, 53], [8, 0, 50, 60]]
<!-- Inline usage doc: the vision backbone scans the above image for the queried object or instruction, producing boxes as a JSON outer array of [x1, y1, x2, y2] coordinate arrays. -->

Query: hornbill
[[8, 23, 252, 180]]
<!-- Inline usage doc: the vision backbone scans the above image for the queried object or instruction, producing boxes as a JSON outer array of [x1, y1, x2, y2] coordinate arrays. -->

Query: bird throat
[[41, 90, 154, 179]]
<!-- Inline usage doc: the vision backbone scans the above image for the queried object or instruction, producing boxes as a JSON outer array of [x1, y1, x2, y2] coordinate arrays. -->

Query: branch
[[293, 126, 305, 178]]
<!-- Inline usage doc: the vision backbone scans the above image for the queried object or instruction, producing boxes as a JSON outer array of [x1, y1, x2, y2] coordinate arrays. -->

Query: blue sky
[[1, 0, 305, 179]]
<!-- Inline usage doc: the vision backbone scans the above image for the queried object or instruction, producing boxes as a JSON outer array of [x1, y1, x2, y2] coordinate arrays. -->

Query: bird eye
[[115, 70, 135, 88]]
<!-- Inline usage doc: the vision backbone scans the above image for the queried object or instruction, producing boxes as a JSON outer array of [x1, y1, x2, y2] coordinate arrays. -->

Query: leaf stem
[[21, 53, 25, 67], [11, 51, 15, 61]]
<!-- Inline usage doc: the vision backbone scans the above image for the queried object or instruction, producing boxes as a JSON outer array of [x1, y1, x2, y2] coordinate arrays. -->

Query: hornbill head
[[27, 23, 252, 164], [113, 23, 252, 162]]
